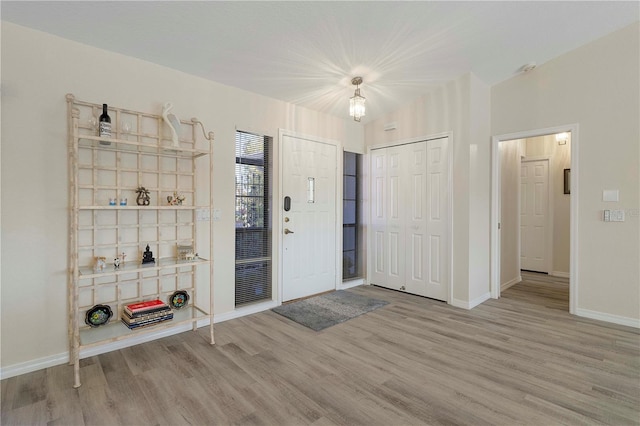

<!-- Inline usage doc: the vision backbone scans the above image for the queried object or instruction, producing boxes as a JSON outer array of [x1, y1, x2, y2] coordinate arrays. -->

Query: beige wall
[[0, 23, 364, 370], [364, 73, 492, 306], [499, 139, 523, 287], [492, 22, 639, 321]]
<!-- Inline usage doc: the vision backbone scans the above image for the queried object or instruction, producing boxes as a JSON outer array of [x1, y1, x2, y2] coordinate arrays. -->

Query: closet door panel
[[370, 149, 388, 286], [385, 147, 405, 287], [405, 142, 428, 295], [425, 137, 449, 301]]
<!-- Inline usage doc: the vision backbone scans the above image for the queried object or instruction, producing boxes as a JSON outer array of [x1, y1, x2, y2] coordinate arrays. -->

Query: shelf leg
[[71, 342, 81, 388]]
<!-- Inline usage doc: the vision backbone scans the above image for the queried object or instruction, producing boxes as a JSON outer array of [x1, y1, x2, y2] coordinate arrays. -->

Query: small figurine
[[162, 102, 181, 148], [142, 244, 155, 264], [120, 252, 127, 264], [94, 257, 106, 271], [167, 191, 185, 206], [114, 257, 121, 269], [136, 187, 151, 206]]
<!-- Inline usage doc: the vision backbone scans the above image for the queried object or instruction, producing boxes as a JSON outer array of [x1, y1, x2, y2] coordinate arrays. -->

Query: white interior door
[[520, 159, 549, 273], [369, 137, 449, 302], [386, 146, 406, 288], [405, 142, 427, 295], [370, 149, 387, 286], [282, 135, 337, 301], [425, 137, 449, 300]]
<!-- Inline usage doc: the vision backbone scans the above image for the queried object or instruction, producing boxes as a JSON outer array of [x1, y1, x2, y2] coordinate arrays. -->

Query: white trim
[[277, 129, 343, 303], [491, 124, 578, 314], [1, 352, 69, 380], [0, 301, 279, 380], [339, 278, 365, 289], [501, 275, 522, 291], [366, 131, 454, 304], [551, 271, 570, 279], [576, 308, 640, 329], [215, 300, 279, 323], [368, 131, 451, 151], [451, 292, 491, 310]]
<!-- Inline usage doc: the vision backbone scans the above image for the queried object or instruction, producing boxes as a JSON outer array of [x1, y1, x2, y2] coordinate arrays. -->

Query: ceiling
[[3, 1, 638, 123]]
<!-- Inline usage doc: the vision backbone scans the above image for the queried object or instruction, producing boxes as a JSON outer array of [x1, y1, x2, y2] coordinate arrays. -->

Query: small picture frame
[[564, 168, 571, 194], [177, 244, 194, 260]]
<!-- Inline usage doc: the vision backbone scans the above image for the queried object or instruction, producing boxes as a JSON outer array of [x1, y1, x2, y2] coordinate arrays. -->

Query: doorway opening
[[491, 125, 578, 314]]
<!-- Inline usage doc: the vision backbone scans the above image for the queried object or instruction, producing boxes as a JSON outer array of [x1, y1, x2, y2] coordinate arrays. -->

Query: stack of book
[[122, 299, 173, 329]]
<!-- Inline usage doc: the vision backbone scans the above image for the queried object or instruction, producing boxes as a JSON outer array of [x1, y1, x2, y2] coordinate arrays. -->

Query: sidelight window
[[235, 131, 272, 306]]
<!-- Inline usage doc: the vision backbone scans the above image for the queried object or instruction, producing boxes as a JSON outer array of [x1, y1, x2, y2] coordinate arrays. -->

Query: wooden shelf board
[[78, 205, 208, 210], [79, 257, 209, 278], [78, 136, 209, 158], [79, 306, 209, 347]]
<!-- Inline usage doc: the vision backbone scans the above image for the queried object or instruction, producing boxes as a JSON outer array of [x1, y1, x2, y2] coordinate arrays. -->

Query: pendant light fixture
[[349, 77, 366, 122]]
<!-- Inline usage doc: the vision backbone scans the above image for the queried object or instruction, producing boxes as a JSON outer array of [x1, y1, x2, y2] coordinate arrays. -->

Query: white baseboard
[[214, 299, 278, 323], [551, 271, 570, 278], [501, 276, 522, 291], [0, 300, 279, 380], [575, 308, 640, 328], [451, 292, 491, 310], [339, 278, 365, 289], [0, 352, 71, 381]]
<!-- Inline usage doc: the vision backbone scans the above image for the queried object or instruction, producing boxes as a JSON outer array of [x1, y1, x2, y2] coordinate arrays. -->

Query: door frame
[[490, 124, 578, 314], [366, 131, 454, 304], [277, 129, 343, 304]]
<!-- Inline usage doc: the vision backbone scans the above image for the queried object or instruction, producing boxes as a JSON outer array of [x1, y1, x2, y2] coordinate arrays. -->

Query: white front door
[[282, 135, 337, 301], [520, 159, 549, 273]]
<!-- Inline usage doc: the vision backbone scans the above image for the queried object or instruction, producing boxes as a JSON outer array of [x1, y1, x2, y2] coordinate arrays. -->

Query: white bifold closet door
[[370, 137, 449, 301]]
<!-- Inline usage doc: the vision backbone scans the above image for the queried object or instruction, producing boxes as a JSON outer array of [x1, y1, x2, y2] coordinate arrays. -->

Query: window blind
[[235, 131, 272, 306], [343, 151, 360, 279]]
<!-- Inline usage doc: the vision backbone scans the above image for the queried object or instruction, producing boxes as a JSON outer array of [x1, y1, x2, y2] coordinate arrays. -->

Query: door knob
[[284, 228, 294, 234]]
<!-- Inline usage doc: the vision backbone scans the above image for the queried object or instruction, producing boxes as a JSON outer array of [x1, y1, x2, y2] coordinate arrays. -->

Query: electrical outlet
[[603, 210, 610, 222]]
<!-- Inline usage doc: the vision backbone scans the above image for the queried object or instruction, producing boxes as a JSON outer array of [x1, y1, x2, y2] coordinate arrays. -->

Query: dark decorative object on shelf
[[142, 245, 155, 264], [169, 290, 190, 309], [85, 304, 113, 328], [564, 168, 571, 194], [136, 186, 151, 206]]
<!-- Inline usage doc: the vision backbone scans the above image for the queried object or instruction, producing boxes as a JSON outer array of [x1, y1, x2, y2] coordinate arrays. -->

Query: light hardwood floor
[[2, 273, 639, 425]]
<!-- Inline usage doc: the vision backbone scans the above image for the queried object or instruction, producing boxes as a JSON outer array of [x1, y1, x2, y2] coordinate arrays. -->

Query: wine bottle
[[99, 104, 111, 138]]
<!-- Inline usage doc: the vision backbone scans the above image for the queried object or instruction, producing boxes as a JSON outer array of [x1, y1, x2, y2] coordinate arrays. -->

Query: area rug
[[272, 290, 389, 331]]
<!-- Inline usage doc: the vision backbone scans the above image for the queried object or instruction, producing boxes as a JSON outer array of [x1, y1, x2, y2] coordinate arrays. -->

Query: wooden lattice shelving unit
[[66, 94, 214, 388]]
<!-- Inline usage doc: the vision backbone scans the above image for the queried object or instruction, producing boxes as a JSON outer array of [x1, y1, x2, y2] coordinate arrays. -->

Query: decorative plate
[[85, 304, 113, 327], [169, 290, 189, 309]]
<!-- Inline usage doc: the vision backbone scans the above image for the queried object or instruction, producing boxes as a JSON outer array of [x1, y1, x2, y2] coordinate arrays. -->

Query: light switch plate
[[603, 189, 619, 202], [610, 209, 625, 222], [196, 208, 211, 221]]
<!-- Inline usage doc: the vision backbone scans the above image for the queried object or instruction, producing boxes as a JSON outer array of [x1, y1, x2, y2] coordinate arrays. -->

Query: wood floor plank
[[2, 272, 639, 425]]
